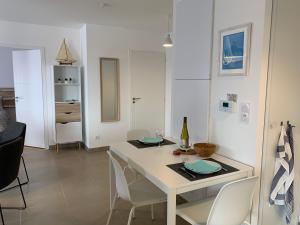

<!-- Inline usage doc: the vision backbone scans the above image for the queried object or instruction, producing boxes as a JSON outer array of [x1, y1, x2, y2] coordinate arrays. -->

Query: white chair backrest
[[107, 151, 131, 201], [127, 129, 151, 140], [207, 176, 259, 225]]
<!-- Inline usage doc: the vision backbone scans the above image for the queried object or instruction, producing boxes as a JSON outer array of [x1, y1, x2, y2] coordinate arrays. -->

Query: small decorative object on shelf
[[180, 117, 190, 149], [69, 78, 72, 83], [57, 78, 62, 83], [64, 78, 68, 84], [56, 38, 76, 65]]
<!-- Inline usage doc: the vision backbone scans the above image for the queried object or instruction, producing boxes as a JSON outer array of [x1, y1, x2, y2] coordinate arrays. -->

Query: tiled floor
[[0, 147, 189, 225]]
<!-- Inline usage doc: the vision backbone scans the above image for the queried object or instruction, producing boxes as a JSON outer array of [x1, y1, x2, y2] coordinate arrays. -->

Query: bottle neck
[[183, 117, 187, 124]]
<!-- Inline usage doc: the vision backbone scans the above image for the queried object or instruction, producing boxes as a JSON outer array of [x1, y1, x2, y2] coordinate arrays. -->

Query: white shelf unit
[[53, 65, 82, 151]]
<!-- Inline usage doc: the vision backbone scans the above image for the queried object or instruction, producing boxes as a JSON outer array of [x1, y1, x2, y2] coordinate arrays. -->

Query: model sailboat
[[56, 39, 76, 65]]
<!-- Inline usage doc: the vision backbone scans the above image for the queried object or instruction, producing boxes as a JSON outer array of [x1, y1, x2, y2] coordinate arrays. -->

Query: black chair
[[0, 204, 3, 225], [0, 137, 27, 225], [0, 122, 28, 192]]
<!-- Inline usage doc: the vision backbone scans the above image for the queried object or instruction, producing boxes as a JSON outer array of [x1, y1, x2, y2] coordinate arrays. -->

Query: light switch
[[241, 103, 250, 123]]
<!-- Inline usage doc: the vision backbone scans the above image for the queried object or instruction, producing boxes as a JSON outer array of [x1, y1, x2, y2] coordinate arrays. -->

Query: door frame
[[0, 42, 49, 149], [128, 49, 167, 133], [257, 0, 300, 224]]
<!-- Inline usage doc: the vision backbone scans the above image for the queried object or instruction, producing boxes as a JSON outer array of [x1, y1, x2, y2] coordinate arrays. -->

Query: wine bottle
[[181, 117, 189, 148]]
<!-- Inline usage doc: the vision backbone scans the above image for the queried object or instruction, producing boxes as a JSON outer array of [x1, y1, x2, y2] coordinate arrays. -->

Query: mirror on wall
[[100, 58, 120, 122]]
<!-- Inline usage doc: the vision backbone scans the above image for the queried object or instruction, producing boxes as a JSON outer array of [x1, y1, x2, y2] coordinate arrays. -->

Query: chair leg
[[151, 204, 155, 220], [127, 207, 135, 225], [0, 157, 29, 193], [21, 156, 30, 184], [105, 209, 113, 225], [0, 204, 5, 225], [132, 207, 135, 219], [17, 177, 27, 209], [106, 194, 117, 225], [2, 178, 26, 210]]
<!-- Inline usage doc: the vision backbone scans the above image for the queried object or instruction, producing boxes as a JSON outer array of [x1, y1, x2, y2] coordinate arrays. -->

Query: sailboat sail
[[56, 39, 76, 65]]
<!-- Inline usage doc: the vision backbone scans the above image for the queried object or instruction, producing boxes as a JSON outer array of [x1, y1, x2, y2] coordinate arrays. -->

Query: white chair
[[176, 176, 259, 225], [106, 151, 166, 225], [125, 129, 151, 177], [126, 129, 151, 141]]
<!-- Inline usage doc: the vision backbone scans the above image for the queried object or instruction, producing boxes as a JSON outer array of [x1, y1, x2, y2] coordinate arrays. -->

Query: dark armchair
[[0, 122, 29, 191], [0, 137, 27, 225]]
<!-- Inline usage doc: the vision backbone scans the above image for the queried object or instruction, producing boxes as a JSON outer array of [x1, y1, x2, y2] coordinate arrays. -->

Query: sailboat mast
[[64, 39, 69, 60]]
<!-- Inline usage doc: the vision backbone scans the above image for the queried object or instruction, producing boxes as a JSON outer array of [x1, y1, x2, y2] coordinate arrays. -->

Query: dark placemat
[[167, 158, 239, 181], [128, 139, 175, 149]]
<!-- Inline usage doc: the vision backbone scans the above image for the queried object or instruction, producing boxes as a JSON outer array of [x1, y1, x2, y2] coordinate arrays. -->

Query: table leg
[[167, 190, 176, 225], [109, 154, 116, 210]]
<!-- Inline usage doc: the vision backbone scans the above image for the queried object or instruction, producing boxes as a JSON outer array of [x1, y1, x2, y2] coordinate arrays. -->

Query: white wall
[[209, 0, 268, 167], [0, 20, 81, 147], [165, 47, 173, 137], [171, 0, 213, 144], [0, 47, 14, 88], [172, 0, 213, 80], [80, 25, 88, 145], [82, 24, 164, 148]]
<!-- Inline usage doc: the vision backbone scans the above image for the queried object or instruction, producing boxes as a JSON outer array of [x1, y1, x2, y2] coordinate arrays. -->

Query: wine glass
[[155, 129, 164, 138], [155, 129, 164, 147]]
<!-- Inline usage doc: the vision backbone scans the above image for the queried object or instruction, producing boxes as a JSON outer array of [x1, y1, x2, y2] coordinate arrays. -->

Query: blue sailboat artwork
[[222, 32, 244, 70]]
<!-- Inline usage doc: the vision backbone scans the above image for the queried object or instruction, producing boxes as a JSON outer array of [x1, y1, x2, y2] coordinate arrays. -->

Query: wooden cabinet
[[55, 102, 81, 123], [56, 122, 82, 144], [56, 112, 81, 123], [53, 65, 82, 150], [55, 102, 80, 114]]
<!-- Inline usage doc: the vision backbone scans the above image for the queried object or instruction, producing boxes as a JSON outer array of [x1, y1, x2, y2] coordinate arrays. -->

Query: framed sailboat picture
[[219, 24, 252, 76]]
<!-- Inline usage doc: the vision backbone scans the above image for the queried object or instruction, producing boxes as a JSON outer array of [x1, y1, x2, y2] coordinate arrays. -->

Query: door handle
[[15, 96, 23, 102], [132, 97, 141, 103]]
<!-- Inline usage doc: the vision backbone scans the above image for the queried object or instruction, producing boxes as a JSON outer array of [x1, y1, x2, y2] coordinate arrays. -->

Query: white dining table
[[109, 140, 253, 225]]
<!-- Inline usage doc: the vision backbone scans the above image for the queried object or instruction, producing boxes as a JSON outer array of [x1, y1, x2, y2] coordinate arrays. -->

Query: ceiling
[[0, 0, 172, 32]]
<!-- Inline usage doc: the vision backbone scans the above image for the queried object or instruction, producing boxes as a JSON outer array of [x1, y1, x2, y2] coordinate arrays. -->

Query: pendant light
[[163, 15, 173, 48], [163, 34, 173, 48]]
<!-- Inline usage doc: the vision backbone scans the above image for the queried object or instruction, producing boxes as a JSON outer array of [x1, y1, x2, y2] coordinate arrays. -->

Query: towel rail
[[280, 121, 296, 128]]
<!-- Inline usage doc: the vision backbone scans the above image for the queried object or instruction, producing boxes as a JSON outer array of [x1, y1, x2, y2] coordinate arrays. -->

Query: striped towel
[[269, 125, 295, 223], [286, 124, 295, 224]]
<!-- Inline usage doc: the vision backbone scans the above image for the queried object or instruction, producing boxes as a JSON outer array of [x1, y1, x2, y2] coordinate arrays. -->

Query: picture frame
[[219, 23, 252, 76]]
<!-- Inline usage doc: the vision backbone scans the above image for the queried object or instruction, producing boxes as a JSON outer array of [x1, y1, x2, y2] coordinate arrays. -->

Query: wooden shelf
[[55, 83, 80, 86], [55, 101, 80, 104], [53, 65, 82, 148]]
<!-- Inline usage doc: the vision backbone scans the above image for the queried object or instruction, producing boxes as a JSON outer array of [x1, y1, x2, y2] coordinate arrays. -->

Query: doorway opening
[[0, 46, 47, 149]]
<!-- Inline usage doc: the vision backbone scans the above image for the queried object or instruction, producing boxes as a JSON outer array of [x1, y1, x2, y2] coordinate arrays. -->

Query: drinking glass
[[155, 129, 164, 147]]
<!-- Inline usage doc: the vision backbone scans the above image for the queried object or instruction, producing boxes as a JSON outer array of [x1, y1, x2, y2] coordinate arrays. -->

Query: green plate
[[184, 160, 222, 174], [138, 137, 164, 144]]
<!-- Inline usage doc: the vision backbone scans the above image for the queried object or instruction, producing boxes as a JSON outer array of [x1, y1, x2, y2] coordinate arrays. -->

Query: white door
[[12, 49, 46, 148], [130, 50, 166, 133]]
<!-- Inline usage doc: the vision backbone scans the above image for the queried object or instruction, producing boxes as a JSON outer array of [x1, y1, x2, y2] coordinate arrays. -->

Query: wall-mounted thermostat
[[219, 100, 237, 113]]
